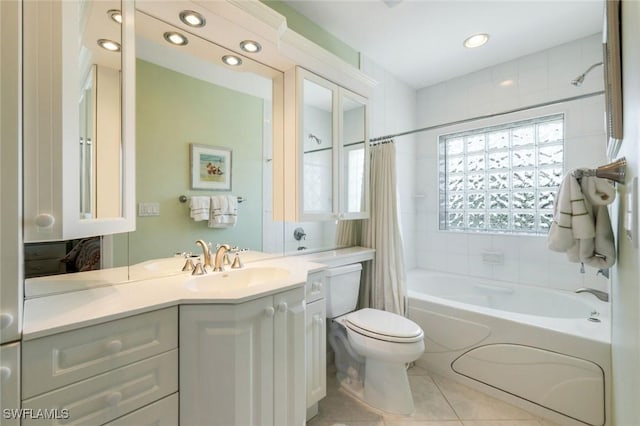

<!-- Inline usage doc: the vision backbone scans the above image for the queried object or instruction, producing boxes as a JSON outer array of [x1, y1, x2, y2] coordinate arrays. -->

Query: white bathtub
[[407, 269, 611, 426]]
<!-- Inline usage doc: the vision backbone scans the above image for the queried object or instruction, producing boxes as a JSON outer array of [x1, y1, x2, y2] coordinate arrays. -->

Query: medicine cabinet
[[22, 0, 136, 242], [279, 67, 369, 222]]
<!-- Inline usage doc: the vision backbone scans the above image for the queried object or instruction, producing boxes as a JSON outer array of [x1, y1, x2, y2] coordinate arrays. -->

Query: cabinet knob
[[0, 366, 11, 382], [35, 213, 55, 228], [314, 317, 324, 327], [105, 391, 122, 406], [105, 340, 123, 354], [0, 313, 14, 329], [264, 306, 275, 317], [277, 302, 288, 313]]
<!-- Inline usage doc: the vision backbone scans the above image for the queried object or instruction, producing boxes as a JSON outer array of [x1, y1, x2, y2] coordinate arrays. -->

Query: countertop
[[23, 256, 325, 340], [22, 246, 375, 341]]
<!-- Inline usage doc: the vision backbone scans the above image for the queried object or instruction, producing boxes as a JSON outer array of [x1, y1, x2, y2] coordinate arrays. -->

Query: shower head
[[571, 62, 603, 87]]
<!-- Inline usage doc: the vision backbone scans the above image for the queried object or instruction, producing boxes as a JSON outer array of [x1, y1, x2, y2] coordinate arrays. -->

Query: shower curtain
[[359, 141, 407, 316]]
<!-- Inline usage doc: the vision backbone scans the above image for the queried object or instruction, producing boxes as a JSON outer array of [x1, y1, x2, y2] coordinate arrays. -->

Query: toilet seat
[[344, 308, 424, 343]]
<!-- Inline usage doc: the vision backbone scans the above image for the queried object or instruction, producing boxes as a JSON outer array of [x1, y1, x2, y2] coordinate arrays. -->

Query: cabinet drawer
[[306, 271, 326, 303], [22, 350, 178, 426], [24, 242, 67, 261], [23, 307, 178, 398], [105, 393, 178, 426]]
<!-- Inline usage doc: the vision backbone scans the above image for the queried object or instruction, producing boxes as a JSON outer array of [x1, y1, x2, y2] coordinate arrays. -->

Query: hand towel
[[189, 196, 210, 221], [548, 170, 616, 268], [208, 195, 238, 228]]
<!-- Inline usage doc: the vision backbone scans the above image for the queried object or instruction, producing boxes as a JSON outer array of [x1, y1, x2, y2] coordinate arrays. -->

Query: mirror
[[303, 78, 335, 215], [79, 0, 123, 219], [341, 93, 367, 215], [112, 11, 285, 278]]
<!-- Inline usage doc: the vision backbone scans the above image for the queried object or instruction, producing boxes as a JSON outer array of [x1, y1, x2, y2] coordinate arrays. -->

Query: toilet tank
[[325, 263, 362, 318]]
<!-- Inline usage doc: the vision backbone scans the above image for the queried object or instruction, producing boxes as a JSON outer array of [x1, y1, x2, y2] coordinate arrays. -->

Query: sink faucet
[[575, 288, 609, 302], [213, 244, 231, 272], [195, 240, 212, 270]]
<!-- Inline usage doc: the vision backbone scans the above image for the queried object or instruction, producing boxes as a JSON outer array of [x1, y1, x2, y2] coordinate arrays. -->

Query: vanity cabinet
[[180, 287, 306, 426], [22, 0, 136, 242], [21, 308, 178, 425], [305, 271, 327, 420], [279, 67, 369, 222]]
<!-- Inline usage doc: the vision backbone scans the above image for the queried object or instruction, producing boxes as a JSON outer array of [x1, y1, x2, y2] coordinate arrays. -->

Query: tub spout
[[575, 288, 609, 302]]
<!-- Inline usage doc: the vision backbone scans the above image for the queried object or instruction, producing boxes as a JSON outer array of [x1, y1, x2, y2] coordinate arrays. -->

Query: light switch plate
[[138, 202, 160, 217], [625, 177, 638, 248]]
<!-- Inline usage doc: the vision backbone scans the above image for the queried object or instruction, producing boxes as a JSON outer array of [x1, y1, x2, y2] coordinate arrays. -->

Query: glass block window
[[439, 114, 564, 234]]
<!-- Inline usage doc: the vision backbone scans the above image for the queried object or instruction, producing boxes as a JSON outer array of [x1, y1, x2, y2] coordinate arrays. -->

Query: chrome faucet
[[575, 288, 609, 302], [213, 244, 231, 272], [195, 240, 212, 270]]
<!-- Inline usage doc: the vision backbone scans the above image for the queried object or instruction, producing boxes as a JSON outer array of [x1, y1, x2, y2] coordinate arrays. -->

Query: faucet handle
[[192, 261, 207, 275], [182, 258, 195, 272], [231, 253, 243, 269]]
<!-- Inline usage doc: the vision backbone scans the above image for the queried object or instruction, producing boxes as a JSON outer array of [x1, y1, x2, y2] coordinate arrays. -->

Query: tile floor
[[307, 365, 561, 426]]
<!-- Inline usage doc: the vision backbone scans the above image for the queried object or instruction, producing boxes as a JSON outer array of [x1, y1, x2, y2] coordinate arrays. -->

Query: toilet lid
[[344, 308, 424, 343]]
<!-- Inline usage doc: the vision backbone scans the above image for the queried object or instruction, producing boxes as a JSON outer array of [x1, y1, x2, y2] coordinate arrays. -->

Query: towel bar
[[179, 195, 245, 203], [572, 157, 626, 184]]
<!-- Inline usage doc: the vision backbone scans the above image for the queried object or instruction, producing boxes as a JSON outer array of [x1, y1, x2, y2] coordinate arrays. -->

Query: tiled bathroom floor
[[307, 365, 561, 426]]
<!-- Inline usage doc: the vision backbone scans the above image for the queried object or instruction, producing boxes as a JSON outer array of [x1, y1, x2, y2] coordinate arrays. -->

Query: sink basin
[[185, 266, 290, 292]]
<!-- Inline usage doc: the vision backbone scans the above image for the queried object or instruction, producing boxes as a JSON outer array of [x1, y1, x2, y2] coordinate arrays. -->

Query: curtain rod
[[369, 90, 604, 143]]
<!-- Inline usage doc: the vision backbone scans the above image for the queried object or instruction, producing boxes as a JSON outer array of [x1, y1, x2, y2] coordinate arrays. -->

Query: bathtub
[[407, 269, 611, 426]]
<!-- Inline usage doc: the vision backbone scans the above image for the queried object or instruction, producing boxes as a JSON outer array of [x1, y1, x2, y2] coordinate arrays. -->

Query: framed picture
[[190, 144, 232, 190]]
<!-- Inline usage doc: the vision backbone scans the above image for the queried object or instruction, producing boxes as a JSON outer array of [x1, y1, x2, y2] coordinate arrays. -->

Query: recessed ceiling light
[[222, 55, 243, 66], [163, 31, 189, 46], [463, 33, 489, 49], [107, 9, 122, 24], [179, 10, 206, 28], [97, 39, 121, 52], [499, 79, 515, 87], [240, 40, 262, 53]]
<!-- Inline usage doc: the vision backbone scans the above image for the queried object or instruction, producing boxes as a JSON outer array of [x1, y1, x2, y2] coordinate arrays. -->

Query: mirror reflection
[[341, 95, 366, 214], [303, 78, 334, 214], [79, 0, 123, 219], [111, 12, 285, 277]]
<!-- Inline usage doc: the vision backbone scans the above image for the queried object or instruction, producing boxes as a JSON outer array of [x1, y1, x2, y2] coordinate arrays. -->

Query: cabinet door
[[306, 300, 326, 409], [273, 287, 306, 426], [22, 0, 135, 241], [339, 89, 369, 219], [180, 299, 275, 426], [0, 343, 20, 426], [299, 68, 339, 221]]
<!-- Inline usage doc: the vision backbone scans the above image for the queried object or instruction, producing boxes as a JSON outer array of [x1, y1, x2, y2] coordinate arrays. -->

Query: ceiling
[[282, 0, 604, 89]]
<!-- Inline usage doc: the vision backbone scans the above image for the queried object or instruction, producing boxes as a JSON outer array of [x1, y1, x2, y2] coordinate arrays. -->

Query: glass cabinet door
[[340, 91, 368, 218], [301, 74, 337, 218]]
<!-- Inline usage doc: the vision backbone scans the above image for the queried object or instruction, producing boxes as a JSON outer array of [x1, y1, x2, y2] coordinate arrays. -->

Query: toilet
[[325, 263, 425, 415]]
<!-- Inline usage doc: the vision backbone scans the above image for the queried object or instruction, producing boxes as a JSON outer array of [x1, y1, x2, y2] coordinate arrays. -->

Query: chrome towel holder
[[179, 195, 245, 203], [572, 157, 627, 184]]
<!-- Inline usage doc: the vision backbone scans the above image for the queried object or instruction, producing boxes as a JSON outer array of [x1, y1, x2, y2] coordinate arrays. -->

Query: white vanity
[[22, 256, 325, 425]]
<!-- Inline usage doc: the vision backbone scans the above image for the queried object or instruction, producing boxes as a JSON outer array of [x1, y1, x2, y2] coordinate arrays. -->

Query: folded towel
[[189, 196, 210, 221], [208, 195, 238, 228], [548, 170, 616, 268]]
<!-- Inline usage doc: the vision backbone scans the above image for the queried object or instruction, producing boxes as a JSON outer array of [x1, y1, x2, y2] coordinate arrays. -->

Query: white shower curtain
[[359, 141, 407, 316]]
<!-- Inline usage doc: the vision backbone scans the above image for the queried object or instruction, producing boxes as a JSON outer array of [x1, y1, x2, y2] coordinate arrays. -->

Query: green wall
[[121, 59, 265, 265], [262, 1, 360, 68]]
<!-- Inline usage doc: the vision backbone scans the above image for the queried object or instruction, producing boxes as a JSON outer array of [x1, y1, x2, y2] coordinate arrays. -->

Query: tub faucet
[[213, 244, 231, 272], [575, 288, 609, 302], [195, 240, 212, 270]]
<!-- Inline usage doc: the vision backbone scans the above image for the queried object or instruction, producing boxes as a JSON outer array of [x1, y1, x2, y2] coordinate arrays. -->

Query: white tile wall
[[413, 34, 610, 294], [362, 56, 418, 269]]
